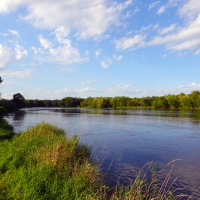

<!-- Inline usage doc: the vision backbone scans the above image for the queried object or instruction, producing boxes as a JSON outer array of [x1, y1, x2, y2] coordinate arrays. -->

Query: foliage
[[0, 123, 100, 199], [4, 90, 200, 110], [0, 106, 8, 120], [0, 119, 14, 140], [13, 93, 26, 109]]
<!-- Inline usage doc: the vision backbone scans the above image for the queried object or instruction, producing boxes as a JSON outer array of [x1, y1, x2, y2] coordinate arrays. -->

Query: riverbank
[[0, 120, 189, 199]]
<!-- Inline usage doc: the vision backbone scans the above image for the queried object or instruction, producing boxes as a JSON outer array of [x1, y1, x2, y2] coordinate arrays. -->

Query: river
[[8, 108, 200, 199]]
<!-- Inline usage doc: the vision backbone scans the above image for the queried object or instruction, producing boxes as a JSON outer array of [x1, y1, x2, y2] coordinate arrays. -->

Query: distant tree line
[[25, 97, 84, 108], [23, 90, 200, 109], [1, 77, 200, 114]]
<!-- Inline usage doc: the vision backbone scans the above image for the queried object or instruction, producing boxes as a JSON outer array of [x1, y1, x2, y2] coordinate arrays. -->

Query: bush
[[0, 106, 8, 120]]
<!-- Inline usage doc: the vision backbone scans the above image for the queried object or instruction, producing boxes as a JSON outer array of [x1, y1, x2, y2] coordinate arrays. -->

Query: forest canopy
[[21, 90, 200, 109]]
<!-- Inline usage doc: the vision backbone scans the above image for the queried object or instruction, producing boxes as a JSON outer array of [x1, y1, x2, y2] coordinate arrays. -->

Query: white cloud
[[148, 14, 200, 52], [74, 87, 99, 94], [101, 58, 112, 69], [178, 0, 200, 20], [195, 49, 200, 55], [169, 83, 200, 94], [113, 54, 123, 61], [105, 83, 200, 97], [163, 54, 167, 58], [81, 80, 98, 85], [56, 68, 76, 73], [54, 26, 70, 44], [0, 44, 14, 69], [158, 24, 176, 35], [48, 45, 87, 64], [156, 0, 180, 15], [31, 47, 45, 55], [113, 1, 200, 54], [95, 49, 102, 57], [85, 50, 89, 55], [0, 44, 27, 69], [32, 33, 88, 64], [157, 5, 166, 14], [169, 38, 200, 52], [149, 1, 160, 10], [8, 29, 19, 37], [0, 32, 8, 36], [0, 69, 32, 78], [101, 61, 109, 69], [0, 0, 132, 39], [15, 45, 28, 60], [106, 84, 136, 95], [38, 35, 52, 49], [114, 34, 146, 50], [53, 87, 100, 99]]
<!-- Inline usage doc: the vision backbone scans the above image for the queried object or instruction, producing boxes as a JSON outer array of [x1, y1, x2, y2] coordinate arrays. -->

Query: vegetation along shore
[[1, 90, 200, 111], [0, 119, 193, 199]]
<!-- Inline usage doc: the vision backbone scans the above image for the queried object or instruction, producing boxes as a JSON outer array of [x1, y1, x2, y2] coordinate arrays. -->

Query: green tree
[[44, 100, 52, 107], [51, 100, 59, 107], [167, 95, 180, 109], [13, 93, 26, 109], [152, 97, 169, 109], [189, 90, 200, 108]]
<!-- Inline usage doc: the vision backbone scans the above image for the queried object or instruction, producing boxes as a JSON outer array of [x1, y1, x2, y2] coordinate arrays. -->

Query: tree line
[[24, 90, 200, 109], [1, 80, 200, 117]]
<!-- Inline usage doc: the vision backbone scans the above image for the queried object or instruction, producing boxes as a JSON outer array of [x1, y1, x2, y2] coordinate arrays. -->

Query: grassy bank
[[0, 121, 189, 199], [0, 119, 14, 140]]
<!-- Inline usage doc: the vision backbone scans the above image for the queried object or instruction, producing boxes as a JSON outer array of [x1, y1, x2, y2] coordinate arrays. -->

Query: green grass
[[0, 122, 101, 199], [0, 119, 14, 140], [0, 122, 191, 200]]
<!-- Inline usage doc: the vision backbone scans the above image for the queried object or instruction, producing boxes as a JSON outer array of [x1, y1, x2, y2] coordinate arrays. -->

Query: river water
[[8, 108, 200, 199]]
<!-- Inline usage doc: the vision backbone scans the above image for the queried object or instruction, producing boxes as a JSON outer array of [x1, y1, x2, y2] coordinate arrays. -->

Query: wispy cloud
[[15, 45, 28, 60], [101, 58, 112, 69], [158, 24, 176, 35], [148, 15, 200, 53], [38, 35, 52, 49], [32, 30, 88, 64], [149, 1, 160, 10], [53, 87, 100, 99], [0, 32, 8, 37], [115, 0, 200, 54], [95, 49, 102, 57], [8, 29, 19, 38], [106, 83, 200, 97], [0, 69, 32, 78], [0, 44, 27, 69], [178, 0, 200, 20], [114, 35, 146, 50], [157, 5, 166, 14], [113, 54, 123, 61], [81, 80, 98, 85], [0, 45, 14, 69]]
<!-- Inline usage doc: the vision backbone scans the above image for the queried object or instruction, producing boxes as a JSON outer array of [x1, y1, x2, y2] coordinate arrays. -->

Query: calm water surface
[[8, 108, 200, 198]]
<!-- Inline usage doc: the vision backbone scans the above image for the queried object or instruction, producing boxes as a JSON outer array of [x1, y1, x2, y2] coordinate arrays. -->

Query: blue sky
[[0, 0, 200, 99]]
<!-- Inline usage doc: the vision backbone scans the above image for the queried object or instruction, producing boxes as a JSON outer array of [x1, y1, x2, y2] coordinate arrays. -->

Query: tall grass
[[0, 119, 14, 140], [107, 161, 190, 200], [0, 123, 101, 199], [0, 122, 194, 199]]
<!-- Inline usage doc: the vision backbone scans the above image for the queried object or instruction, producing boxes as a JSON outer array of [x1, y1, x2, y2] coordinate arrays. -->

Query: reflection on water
[[8, 108, 200, 198]]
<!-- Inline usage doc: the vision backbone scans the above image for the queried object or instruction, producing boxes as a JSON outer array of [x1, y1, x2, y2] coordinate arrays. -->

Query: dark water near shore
[[8, 108, 200, 199]]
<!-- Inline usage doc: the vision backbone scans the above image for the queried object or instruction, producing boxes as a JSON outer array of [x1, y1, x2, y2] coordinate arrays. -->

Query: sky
[[0, 0, 200, 100]]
